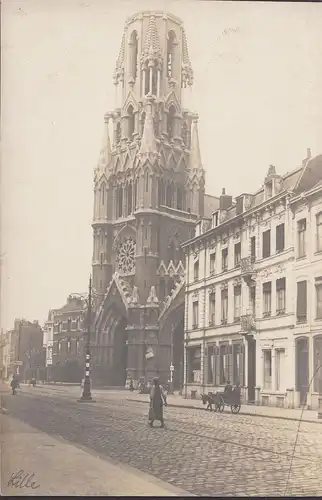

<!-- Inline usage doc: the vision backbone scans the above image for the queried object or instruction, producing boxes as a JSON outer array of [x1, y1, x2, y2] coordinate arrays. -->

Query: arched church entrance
[[95, 304, 129, 387], [112, 316, 128, 386]]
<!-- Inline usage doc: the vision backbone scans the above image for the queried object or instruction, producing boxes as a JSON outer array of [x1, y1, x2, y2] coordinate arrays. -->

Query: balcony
[[240, 256, 256, 285], [240, 313, 256, 334]]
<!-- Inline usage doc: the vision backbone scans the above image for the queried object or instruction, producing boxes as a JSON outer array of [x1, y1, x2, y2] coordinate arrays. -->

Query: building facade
[[182, 152, 322, 409], [7, 319, 44, 381], [91, 11, 218, 387], [0, 330, 10, 379], [43, 310, 54, 381], [51, 295, 85, 383]]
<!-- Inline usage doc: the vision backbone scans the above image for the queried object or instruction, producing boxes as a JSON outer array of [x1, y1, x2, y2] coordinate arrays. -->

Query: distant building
[[51, 295, 85, 383], [7, 319, 44, 381], [90, 11, 218, 387], [43, 310, 55, 381], [182, 151, 322, 409]]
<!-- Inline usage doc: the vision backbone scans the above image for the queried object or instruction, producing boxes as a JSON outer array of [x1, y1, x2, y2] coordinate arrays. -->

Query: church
[[91, 11, 218, 387]]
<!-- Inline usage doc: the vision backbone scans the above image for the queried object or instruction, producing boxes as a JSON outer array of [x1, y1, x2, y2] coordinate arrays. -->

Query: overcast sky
[[1, 0, 322, 330]]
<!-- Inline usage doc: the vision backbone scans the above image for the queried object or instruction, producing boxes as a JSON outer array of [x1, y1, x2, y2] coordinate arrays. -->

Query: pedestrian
[[129, 378, 134, 392], [148, 377, 167, 428], [11, 375, 18, 396]]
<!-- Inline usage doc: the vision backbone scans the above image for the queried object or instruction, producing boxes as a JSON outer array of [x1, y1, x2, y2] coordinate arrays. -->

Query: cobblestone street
[[2, 386, 322, 496]]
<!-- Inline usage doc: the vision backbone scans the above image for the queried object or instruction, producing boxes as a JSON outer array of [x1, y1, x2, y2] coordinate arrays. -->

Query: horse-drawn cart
[[202, 386, 241, 414]]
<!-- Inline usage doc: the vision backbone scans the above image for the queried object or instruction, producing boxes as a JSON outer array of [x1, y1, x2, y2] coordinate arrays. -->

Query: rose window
[[116, 237, 136, 274]]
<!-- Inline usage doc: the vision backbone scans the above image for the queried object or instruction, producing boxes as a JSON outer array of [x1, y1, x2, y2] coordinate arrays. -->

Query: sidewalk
[[0, 414, 193, 497], [125, 391, 322, 425]]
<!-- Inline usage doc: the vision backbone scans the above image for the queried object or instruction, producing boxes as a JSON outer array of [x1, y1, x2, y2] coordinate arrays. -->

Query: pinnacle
[[189, 120, 202, 171], [142, 15, 161, 58]]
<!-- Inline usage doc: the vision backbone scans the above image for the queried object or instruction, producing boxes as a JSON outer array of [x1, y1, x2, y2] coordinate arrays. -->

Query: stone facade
[[91, 11, 218, 387], [51, 296, 86, 383], [7, 319, 45, 382], [182, 152, 322, 409]]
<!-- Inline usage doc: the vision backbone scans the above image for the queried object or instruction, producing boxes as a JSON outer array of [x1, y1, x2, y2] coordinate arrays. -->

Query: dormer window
[[213, 211, 219, 228]]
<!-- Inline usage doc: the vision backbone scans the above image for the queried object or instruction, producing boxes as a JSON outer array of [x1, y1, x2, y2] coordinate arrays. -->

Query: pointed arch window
[[128, 105, 135, 140], [145, 171, 149, 192], [167, 31, 176, 79], [152, 69, 158, 95], [158, 179, 165, 206], [177, 187, 183, 210], [127, 182, 132, 215], [166, 183, 174, 208], [134, 179, 138, 210], [116, 122, 121, 144], [167, 105, 176, 141], [117, 185, 123, 218], [130, 31, 138, 80], [100, 184, 106, 206]]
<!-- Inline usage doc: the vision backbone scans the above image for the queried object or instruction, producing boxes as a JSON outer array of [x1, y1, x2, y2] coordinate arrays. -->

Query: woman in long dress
[[149, 377, 167, 428]]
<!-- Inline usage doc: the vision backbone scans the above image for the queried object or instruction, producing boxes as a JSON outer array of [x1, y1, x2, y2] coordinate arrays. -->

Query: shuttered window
[[276, 277, 286, 313], [276, 223, 285, 252], [262, 230, 271, 259], [297, 281, 307, 323]]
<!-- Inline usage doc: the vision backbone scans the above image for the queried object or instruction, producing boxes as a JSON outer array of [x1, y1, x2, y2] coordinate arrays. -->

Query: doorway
[[296, 337, 309, 406], [113, 317, 128, 386], [172, 316, 184, 390], [247, 336, 256, 403]]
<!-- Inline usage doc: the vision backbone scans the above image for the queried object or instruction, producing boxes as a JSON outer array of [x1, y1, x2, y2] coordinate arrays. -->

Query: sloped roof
[[295, 154, 322, 194]]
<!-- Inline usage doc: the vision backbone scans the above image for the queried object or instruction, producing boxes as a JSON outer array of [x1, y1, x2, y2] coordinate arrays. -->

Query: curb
[[127, 398, 322, 425]]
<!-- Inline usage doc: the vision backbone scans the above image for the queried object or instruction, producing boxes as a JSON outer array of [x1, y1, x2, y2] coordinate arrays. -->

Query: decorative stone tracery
[[116, 236, 136, 274]]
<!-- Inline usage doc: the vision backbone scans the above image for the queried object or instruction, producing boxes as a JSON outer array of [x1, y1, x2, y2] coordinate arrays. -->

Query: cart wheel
[[231, 404, 241, 414]]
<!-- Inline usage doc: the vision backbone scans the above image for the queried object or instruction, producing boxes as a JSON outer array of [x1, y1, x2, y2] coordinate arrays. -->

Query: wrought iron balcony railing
[[240, 313, 256, 333], [240, 256, 255, 275]]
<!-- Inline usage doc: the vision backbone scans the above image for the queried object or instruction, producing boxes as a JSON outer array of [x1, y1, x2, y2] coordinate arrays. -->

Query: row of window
[[55, 339, 81, 356], [187, 335, 322, 394], [186, 343, 244, 386], [53, 319, 81, 334], [190, 277, 322, 328], [193, 214, 322, 280]]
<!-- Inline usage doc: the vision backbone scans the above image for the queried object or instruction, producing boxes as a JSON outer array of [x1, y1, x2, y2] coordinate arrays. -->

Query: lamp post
[[78, 275, 96, 403], [168, 325, 174, 394]]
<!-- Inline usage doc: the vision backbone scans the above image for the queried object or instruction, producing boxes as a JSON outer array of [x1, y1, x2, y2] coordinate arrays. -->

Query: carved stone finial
[[147, 285, 159, 304], [130, 286, 139, 305]]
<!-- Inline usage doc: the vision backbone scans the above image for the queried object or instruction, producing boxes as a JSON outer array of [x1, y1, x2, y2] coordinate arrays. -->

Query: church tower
[[92, 11, 207, 387]]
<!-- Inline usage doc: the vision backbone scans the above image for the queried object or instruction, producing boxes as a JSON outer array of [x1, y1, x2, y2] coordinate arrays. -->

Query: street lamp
[[168, 325, 174, 394], [77, 275, 97, 403]]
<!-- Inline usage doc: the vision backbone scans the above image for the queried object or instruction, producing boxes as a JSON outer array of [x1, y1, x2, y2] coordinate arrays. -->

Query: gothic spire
[[138, 100, 159, 164], [141, 15, 162, 69], [190, 120, 202, 171]]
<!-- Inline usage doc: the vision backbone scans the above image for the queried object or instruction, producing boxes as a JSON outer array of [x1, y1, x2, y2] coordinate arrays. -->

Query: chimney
[[220, 188, 233, 210]]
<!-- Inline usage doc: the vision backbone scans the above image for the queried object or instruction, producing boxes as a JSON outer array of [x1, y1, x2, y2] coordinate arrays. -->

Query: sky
[[1, 0, 322, 330]]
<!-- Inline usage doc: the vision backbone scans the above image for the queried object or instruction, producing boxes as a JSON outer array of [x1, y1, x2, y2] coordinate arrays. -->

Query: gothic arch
[[127, 104, 135, 140], [129, 30, 138, 80], [167, 104, 176, 141], [167, 30, 177, 79]]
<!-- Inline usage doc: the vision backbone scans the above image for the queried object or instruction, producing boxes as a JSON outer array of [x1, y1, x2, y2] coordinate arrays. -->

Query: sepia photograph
[[1, 0, 322, 496]]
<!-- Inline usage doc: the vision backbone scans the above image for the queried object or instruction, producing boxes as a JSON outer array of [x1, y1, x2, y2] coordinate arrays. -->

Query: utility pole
[[78, 275, 96, 403]]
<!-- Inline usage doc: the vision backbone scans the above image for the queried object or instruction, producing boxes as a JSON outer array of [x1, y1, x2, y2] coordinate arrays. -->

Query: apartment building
[[182, 151, 322, 409]]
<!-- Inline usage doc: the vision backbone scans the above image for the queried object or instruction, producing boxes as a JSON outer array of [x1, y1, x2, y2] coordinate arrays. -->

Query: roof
[[204, 194, 220, 218]]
